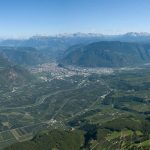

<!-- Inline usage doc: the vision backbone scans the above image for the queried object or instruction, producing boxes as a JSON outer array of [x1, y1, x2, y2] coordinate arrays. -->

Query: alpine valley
[[0, 33, 150, 150]]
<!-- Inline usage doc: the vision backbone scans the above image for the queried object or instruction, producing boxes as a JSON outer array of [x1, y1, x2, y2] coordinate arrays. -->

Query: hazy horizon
[[1, 31, 150, 40]]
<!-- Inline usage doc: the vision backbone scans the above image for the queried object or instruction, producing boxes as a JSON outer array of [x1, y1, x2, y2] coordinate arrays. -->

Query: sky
[[0, 0, 150, 38]]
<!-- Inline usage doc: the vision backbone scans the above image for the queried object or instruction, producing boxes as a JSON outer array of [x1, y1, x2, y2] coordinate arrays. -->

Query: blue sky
[[0, 0, 150, 38]]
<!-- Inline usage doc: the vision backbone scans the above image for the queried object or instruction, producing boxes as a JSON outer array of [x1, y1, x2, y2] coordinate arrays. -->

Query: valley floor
[[0, 63, 150, 150]]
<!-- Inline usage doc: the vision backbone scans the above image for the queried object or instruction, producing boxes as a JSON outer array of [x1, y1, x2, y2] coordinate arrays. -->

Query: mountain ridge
[[60, 41, 150, 67]]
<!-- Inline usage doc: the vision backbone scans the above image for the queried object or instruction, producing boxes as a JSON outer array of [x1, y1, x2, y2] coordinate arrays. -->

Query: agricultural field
[[0, 63, 150, 149]]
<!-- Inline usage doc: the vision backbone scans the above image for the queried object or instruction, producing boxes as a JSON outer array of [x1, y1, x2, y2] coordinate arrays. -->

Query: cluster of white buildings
[[30, 63, 114, 81]]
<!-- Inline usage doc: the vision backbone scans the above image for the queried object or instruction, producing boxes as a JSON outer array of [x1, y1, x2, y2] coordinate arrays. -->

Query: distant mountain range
[[1, 32, 150, 48], [0, 47, 47, 66], [1, 32, 150, 67], [60, 41, 150, 67]]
